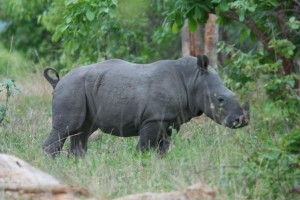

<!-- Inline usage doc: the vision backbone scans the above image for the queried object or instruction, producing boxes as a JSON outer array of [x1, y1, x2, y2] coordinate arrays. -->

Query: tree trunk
[[181, 15, 219, 69], [181, 20, 204, 57], [204, 14, 219, 69], [181, 20, 190, 57]]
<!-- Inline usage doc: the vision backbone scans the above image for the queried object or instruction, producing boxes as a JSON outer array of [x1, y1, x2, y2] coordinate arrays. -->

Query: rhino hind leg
[[69, 132, 89, 157], [42, 128, 68, 157], [44, 78, 88, 157], [69, 119, 97, 157], [136, 121, 171, 154]]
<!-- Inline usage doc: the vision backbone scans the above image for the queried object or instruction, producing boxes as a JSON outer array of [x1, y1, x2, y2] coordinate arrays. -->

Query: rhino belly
[[98, 123, 139, 137], [94, 110, 140, 137], [87, 93, 141, 137]]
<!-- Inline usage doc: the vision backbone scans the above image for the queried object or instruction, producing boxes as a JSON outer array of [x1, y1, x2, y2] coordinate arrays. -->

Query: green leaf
[[219, 1, 229, 12], [289, 16, 300, 30], [238, 11, 245, 22], [212, 0, 222, 3], [249, 31, 256, 42], [86, 9, 95, 21], [268, 0, 279, 7], [240, 29, 249, 42], [112, 0, 118, 5], [175, 12, 183, 27], [4, 79, 13, 86], [268, 39, 296, 58], [248, 5, 256, 12], [172, 22, 178, 33], [195, 6, 202, 20], [196, 4, 210, 13], [60, 25, 69, 33], [66, 17, 72, 23], [65, 0, 78, 6], [288, 80, 295, 88], [289, 16, 296, 22], [188, 18, 197, 32], [185, 7, 195, 18]]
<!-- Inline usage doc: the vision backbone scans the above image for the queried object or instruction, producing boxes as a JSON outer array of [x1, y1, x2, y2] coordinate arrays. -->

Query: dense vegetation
[[166, 1, 300, 197], [1, 0, 300, 199]]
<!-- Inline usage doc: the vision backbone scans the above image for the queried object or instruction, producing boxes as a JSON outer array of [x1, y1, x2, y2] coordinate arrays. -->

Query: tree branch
[[219, 11, 270, 47], [274, 5, 292, 41]]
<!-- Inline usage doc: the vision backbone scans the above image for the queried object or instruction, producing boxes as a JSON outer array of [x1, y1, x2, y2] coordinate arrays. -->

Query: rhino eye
[[217, 96, 225, 103]]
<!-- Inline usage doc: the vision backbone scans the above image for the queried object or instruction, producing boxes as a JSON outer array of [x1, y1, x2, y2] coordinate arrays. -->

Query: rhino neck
[[176, 57, 204, 120]]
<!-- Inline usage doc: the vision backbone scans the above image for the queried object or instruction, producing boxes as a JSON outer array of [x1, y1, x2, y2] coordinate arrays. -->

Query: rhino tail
[[44, 67, 60, 89]]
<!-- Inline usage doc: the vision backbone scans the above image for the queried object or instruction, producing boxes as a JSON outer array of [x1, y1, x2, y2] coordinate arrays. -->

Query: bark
[[296, 59, 300, 94], [181, 20, 190, 56], [274, 5, 291, 41], [204, 14, 219, 69], [181, 20, 204, 57], [181, 15, 220, 68], [189, 26, 204, 56]]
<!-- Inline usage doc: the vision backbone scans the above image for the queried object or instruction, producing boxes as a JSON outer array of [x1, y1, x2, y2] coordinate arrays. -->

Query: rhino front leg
[[136, 121, 169, 153], [158, 131, 172, 154], [157, 123, 180, 154], [42, 128, 67, 157]]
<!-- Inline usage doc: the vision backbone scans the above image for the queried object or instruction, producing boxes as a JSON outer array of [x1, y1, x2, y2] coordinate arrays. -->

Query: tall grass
[[0, 75, 298, 200], [0, 45, 35, 78]]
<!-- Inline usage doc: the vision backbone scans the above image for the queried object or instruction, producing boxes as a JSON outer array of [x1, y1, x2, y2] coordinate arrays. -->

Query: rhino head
[[196, 55, 249, 129]]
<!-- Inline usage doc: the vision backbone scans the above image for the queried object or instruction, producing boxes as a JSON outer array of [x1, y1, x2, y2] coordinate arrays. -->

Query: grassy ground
[[0, 73, 295, 200]]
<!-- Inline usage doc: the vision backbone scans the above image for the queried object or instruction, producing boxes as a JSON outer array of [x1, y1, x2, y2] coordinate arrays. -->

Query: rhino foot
[[42, 128, 67, 158]]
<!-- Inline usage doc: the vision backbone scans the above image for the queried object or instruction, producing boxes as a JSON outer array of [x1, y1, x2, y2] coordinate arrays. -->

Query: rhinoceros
[[43, 55, 249, 157]]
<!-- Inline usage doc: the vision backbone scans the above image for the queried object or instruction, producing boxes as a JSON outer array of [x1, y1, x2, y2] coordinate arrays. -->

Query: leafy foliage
[[39, 0, 180, 69], [165, 0, 300, 197], [0, 0, 60, 64], [0, 79, 19, 124], [164, 0, 212, 31], [166, 0, 300, 129], [0, 0, 180, 70]]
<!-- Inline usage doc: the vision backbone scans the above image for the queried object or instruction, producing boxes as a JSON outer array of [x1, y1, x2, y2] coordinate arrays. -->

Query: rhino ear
[[197, 55, 209, 71]]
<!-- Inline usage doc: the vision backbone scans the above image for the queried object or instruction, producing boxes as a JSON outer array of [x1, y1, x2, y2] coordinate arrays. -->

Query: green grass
[[0, 75, 298, 200]]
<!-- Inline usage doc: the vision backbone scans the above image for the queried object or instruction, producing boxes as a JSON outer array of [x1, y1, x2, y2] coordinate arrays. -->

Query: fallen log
[[0, 154, 90, 200], [114, 182, 217, 200]]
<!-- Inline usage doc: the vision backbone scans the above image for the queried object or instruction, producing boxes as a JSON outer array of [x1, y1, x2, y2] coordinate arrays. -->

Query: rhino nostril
[[235, 116, 240, 123]]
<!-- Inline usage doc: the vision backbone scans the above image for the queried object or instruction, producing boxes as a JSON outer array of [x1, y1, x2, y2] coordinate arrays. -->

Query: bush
[[0, 79, 19, 124]]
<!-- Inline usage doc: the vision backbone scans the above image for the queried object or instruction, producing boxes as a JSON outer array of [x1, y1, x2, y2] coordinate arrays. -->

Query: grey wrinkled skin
[[42, 55, 249, 157]]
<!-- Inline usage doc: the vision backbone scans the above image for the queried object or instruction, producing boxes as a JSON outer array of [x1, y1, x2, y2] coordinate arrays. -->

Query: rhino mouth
[[231, 121, 247, 129], [223, 114, 249, 129]]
